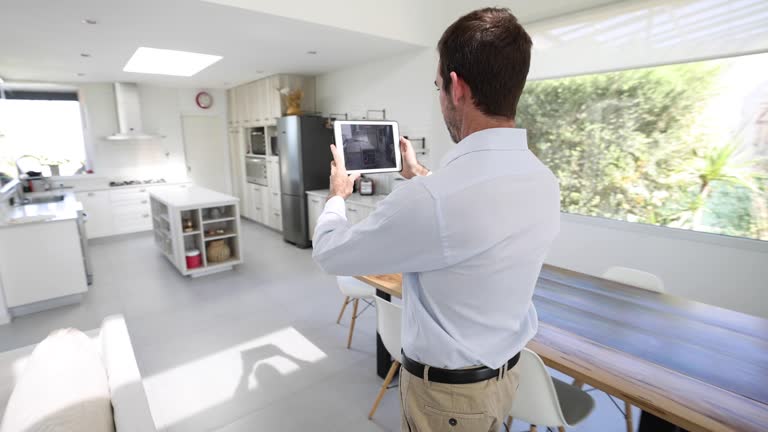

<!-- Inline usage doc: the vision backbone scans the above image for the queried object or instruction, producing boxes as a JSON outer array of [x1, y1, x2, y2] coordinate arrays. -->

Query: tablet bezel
[[333, 120, 402, 175]]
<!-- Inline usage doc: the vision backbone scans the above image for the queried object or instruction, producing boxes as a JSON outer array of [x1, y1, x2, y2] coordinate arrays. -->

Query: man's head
[[436, 8, 532, 143]]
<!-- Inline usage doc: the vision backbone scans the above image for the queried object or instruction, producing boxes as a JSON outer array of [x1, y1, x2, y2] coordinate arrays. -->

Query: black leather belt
[[401, 351, 521, 385]]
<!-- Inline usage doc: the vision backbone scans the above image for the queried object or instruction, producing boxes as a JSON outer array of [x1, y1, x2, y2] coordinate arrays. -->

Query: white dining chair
[[335, 276, 376, 349], [368, 296, 402, 420], [570, 266, 664, 432], [507, 348, 595, 432], [602, 266, 665, 293]]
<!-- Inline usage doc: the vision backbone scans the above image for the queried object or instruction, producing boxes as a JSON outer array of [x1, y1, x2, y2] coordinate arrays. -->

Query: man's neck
[[459, 111, 515, 142]]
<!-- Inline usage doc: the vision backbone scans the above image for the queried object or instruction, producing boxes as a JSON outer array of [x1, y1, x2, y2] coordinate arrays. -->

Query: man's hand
[[400, 137, 430, 179], [328, 144, 360, 201]]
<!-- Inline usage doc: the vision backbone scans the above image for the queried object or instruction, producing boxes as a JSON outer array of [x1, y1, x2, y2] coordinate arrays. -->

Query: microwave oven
[[249, 128, 267, 155]]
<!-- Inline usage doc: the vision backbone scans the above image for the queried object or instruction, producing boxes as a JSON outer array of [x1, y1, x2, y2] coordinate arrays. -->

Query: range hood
[[105, 83, 164, 141]]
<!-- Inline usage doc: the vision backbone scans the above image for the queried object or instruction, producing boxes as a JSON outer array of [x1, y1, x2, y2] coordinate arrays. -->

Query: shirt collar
[[439, 128, 528, 168]]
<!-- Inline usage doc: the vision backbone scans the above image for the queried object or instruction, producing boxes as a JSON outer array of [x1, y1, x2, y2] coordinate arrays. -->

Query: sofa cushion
[[0, 328, 115, 432]]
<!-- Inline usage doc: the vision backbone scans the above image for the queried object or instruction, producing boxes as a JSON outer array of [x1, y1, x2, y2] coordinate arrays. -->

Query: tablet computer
[[333, 120, 402, 174]]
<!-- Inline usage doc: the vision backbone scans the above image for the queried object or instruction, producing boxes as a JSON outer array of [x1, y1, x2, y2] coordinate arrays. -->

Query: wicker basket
[[206, 240, 231, 263]]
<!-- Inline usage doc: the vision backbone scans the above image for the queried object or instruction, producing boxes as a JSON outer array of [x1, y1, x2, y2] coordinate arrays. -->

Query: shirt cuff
[[323, 195, 347, 219]]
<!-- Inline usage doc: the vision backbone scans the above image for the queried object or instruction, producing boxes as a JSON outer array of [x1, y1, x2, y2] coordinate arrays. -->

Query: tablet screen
[[340, 123, 397, 171]]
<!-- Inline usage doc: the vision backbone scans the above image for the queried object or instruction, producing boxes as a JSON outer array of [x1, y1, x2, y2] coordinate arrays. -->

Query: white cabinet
[[247, 184, 268, 224], [235, 85, 249, 126], [346, 202, 372, 225], [76, 184, 190, 239], [228, 127, 247, 216], [269, 209, 283, 232], [110, 187, 153, 235], [307, 194, 324, 239], [227, 88, 237, 126], [75, 191, 113, 239], [0, 220, 87, 308], [227, 74, 316, 128]]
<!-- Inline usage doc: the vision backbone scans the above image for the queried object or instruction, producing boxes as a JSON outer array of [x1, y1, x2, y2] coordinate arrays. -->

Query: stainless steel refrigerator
[[278, 115, 332, 248]]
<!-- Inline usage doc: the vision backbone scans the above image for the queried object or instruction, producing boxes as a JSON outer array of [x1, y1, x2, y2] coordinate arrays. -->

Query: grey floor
[[0, 220, 640, 431]]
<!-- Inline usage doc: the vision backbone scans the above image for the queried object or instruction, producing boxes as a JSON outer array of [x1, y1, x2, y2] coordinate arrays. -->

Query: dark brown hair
[[438, 8, 532, 119]]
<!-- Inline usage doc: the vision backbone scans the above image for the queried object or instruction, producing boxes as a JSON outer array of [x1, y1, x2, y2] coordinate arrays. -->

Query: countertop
[[0, 190, 82, 228], [150, 186, 239, 208], [306, 190, 388, 208]]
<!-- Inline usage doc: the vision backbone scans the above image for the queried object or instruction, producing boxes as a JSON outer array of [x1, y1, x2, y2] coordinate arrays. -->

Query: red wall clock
[[195, 91, 213, 109]]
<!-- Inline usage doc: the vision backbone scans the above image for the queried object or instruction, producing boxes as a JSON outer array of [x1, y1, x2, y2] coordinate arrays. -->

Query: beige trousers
[[400, 363, 520, 432]]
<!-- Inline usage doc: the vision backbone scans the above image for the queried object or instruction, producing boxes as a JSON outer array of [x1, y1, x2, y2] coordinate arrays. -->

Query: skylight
[[123, 47, 222, 77]]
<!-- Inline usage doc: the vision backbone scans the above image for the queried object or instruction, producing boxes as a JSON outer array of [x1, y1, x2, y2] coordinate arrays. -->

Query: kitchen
[[2, 1, 768, 432]]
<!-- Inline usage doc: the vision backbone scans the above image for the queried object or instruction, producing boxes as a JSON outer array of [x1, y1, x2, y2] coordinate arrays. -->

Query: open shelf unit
[[150, 188, 242, 277]]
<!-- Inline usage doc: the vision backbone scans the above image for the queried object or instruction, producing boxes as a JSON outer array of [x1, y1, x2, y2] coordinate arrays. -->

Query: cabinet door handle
[[348, 208, 358, 212], [311, 199, 319, 204], [139, 188, 146, 192], [88, 192, 95, 197], [141, 200, 148, 204], [142, 214, 150, 218]]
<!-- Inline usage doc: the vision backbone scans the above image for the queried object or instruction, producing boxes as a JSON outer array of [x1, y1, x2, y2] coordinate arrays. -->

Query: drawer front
[[270, 190, 281, 212], [251, 186, 264, 206], [269, 210, 282, 231], [112, 201, 151, 216], [110, 187, 151, 201], [113, 211, 153, 233]]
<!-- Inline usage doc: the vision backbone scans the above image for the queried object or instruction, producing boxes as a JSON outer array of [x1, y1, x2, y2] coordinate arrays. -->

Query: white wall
[[316, 0, 768, 319], [78, 84, 228, 183], [316, 48, 454, 173]]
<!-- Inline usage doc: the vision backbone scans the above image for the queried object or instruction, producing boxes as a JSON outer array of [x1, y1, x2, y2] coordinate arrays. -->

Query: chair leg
[[529, 425, 537, 432], [625, 401, 633, 432], [368, 360, 400, 419], [336, 296, 350, 324], [572, 379, 584, 389], [506, 416, 513, 428], [346, 298, 359, 349], [558, 427, 566, 432]]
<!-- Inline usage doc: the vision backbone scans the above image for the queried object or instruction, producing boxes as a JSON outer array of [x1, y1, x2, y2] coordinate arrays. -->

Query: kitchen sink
[[19, 194, 65, 205]]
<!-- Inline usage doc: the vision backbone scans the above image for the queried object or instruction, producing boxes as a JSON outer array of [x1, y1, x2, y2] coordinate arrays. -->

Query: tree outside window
[[518, 52, 768, 241]]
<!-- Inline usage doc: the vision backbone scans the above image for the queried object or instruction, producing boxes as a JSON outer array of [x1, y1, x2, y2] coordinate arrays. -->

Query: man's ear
[[449, 71, 464, 106]]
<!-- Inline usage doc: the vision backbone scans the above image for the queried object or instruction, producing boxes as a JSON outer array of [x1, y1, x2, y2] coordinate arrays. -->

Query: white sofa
[[0, 315, 156, 431]]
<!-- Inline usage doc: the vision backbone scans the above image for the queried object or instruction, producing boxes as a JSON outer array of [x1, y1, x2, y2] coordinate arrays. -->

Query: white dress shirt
[[312, 128, 560, 369]]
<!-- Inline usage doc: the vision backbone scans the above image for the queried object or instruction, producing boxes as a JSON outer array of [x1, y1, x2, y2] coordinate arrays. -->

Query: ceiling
[[0, 0, 421, 88], [0, 0, 633, 88]]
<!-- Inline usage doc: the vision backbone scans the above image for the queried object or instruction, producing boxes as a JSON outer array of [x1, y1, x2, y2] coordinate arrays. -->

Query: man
[[313, 7, 560, 432]]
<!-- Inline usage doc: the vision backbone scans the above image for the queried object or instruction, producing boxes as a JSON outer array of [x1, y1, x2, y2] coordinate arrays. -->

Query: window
[[517, 52, 768, 242], [0, 90, 88, 178]]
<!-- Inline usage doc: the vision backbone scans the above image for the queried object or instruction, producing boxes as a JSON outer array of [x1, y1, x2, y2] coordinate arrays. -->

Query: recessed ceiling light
[[307, 51, 318, 55], [77, 73, 86, 77], [82, 19, 98, 25], [80, 53, 91, 58], [123, 47, 222, 77]]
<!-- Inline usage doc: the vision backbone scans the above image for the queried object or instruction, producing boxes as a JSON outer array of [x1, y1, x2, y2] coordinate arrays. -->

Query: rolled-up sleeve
[[312, 181, 446, 276]]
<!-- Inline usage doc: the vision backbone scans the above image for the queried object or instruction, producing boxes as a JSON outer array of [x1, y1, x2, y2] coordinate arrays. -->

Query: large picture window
[[0, 90, 88, 179], [518, 52, 768, 241]]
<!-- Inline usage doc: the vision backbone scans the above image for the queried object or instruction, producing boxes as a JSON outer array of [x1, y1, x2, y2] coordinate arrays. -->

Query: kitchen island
[[150, 186, 242, 277]]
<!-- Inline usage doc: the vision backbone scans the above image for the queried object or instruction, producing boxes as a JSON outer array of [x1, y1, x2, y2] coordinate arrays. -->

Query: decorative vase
[[207, 240, 231, 263]]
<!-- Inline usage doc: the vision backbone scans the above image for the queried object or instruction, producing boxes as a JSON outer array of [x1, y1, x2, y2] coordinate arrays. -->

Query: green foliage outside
[[517, 61, 768, 241]]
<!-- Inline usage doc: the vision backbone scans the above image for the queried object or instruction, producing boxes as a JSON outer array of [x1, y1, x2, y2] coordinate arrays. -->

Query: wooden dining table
[[356, 265, 768, 432]]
